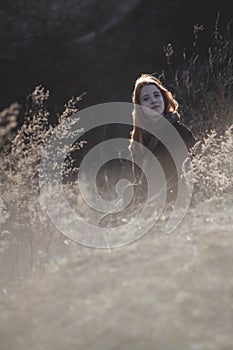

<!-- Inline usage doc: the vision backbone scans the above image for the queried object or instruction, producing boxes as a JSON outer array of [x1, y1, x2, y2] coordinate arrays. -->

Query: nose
[[150, 95, 157, 104]]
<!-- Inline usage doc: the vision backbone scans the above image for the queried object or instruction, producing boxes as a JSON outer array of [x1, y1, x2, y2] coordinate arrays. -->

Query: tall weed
[[0, 19, 232, 232]]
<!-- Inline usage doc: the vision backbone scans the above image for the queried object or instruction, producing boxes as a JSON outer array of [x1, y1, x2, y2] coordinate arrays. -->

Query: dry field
[[0, 23, 232, 349]]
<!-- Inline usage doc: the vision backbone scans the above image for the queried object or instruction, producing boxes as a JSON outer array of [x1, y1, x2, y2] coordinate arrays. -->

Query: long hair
[[129, 73, 179, 150]]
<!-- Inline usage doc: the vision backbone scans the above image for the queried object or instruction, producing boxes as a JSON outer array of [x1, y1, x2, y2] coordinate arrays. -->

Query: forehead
[[140, 84, 161, 96]]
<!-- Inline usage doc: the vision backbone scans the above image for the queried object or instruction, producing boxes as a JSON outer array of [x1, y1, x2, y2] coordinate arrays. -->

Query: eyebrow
[[141, 92, 160, 98]]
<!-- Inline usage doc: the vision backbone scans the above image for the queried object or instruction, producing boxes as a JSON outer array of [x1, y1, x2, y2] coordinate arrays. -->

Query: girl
[[129, 73, 196, 201]]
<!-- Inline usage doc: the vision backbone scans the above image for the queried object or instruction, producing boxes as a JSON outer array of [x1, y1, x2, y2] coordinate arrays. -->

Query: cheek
[[160, 98, 165, 109], [140, 100, 148, 107]]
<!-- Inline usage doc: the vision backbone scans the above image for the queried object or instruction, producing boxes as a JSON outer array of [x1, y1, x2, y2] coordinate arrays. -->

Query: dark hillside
[[0, 0, 232, 118]]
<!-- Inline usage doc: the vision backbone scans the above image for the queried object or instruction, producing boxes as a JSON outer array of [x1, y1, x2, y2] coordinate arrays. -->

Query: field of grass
[[0, 21, 232, 350]]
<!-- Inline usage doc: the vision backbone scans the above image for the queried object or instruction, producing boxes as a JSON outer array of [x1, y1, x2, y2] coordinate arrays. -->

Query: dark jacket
[[146, 112, 196, 194], [147, 112, 196, 152]]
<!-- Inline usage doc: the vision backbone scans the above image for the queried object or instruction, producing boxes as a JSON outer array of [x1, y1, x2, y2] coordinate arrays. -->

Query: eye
[[142, 97, 149, 101]]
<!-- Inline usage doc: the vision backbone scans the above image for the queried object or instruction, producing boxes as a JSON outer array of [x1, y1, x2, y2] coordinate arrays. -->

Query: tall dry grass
[[0, 20, 232, 234], [162, 16, 233, 202], [0, 87, 84, 227], [163, 14, 233, 139]]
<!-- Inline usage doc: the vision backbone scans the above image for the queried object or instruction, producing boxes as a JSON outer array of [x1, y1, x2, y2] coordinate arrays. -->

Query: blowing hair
[[129, 73, 179, 150]]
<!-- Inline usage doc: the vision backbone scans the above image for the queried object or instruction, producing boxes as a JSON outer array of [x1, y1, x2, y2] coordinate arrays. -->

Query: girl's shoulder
[[174, 120, 196, 149], [165, 112, 196, 148], [165, 112, 180, 124]]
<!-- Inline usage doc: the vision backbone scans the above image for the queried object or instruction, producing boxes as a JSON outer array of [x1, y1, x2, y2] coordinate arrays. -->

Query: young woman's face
[[139, 84, 165, 115]]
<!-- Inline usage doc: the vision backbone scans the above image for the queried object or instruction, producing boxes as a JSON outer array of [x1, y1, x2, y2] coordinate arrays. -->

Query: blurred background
[[0, 0, 232, 120], [0, 4, 233, 348]]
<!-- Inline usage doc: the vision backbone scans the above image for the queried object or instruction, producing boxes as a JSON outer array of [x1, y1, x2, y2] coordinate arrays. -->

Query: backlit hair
[[129, 73, 179, 149]]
